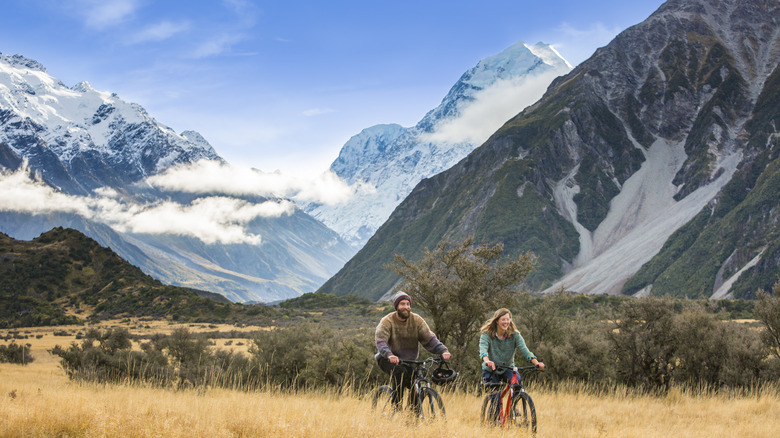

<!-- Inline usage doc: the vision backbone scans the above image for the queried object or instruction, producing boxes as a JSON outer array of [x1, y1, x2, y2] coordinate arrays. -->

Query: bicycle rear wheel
[[371, 385, 395, 417], [510, 391, 537, 433], [418, 387, 445, 420]]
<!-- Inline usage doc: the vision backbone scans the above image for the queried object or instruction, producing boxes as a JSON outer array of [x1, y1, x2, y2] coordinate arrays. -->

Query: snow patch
[[544, 139, 742, 295], [711, 248, 765, 299]]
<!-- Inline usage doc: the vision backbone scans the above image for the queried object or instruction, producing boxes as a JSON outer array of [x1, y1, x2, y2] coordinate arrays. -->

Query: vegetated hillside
[[319, 0, 780, 301], [0, 227, 272, 328]]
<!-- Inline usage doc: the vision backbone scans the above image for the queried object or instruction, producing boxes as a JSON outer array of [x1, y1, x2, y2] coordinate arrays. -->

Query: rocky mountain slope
[[0, 53, 353, 302], [319, 0, 780, 301], [305, 42, 571, 247]]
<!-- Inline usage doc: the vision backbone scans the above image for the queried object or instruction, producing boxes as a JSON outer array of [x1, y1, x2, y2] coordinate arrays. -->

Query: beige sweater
[[375, 311, 448, 361]]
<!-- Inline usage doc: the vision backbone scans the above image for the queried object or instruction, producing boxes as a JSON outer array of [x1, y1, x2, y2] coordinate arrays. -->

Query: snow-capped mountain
[[305, 42, 571, 247], [0, 53, 219, 194], [320, 0, 780, 301], [0, 52, 354, 302]]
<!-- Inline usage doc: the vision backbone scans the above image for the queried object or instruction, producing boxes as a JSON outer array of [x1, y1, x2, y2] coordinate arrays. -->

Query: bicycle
[[371, 356, 457, 420], [480, 364, 541, 433]]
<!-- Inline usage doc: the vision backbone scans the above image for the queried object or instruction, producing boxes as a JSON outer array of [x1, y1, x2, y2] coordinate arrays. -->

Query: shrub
[[0, 342, 34, 364]]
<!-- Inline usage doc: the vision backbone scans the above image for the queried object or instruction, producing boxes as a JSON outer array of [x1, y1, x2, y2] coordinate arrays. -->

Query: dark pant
[[377, 356, 416, 407], [483, 368, 517, 420]]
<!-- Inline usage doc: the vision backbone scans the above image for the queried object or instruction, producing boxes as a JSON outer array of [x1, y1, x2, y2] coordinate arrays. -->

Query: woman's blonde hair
[[480, 308, 517, 338]]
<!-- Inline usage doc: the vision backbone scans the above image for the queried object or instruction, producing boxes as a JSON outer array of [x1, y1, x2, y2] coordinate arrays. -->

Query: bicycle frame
[[401, 358, 436, 407], [495, 367, 519, 427]]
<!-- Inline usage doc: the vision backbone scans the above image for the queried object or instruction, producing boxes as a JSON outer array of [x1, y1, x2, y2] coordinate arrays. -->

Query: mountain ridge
[[318, 0, 780, 301]]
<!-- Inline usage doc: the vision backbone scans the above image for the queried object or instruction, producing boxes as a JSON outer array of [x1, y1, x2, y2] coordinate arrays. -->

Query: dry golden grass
[[2, 323, 779, 437]]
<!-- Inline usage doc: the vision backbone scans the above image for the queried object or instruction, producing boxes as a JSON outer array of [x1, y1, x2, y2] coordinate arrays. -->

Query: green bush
[[0, 342, 34, 364]]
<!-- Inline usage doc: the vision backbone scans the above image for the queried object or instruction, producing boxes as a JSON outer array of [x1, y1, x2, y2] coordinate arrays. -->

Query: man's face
[[396, 299, 411, 320]]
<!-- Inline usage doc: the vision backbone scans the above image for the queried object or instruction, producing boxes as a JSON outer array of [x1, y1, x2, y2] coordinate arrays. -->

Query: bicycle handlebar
[[397, 356, 447, 366], [489, 364, 543, 374]]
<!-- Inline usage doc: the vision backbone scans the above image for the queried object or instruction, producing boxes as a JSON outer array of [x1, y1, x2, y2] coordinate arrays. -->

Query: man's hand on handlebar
[[388, 354, 399, 364], [442, 352, 451, 361]]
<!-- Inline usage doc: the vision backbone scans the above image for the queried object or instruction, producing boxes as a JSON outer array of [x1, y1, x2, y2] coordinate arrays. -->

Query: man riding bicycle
[[375, 291, 451, 408]]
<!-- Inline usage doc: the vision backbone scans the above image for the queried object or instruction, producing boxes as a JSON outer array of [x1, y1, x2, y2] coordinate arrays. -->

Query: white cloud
[[75, 0, 140, 30], [146, 160, 359, 205], [420, 70, 564, 146], [551, 22, 624, 66], [0, 166, 295, 245], [127, 20, 191, 44], [302, 108, 336, 117], [0, 169, 92, 216], [189, 33, 246, 58], [101, 196, 294, 245]]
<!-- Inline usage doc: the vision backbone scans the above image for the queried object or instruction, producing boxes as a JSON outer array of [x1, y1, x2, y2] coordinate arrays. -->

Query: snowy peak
[[462, 41, 567, 87], [330, 124, 405, 181], [307, 40, 572, 247], [0, 53, 48, 73], [422, 41, 571, 127], [0, 53, 220, 193]]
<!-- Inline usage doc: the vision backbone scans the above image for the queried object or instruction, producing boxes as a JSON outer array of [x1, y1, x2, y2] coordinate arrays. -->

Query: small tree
[[388, 236, 535, 369], [608, 297, 676, 392], [756, 282, 780, 359]]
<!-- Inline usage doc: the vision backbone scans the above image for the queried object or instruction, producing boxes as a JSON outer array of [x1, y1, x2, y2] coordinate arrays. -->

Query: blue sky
[[0, 0, 665, 177]]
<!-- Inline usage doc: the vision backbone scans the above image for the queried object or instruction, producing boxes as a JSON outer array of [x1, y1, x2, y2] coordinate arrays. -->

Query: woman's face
[[498, 313, 511, 331]]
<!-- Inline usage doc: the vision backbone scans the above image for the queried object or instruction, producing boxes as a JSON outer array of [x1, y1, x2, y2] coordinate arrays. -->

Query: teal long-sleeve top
[[479, 331, 536, 371]]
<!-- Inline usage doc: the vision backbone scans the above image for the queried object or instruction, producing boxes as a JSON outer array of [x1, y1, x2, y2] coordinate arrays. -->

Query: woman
[[479, 308, 544, 384]]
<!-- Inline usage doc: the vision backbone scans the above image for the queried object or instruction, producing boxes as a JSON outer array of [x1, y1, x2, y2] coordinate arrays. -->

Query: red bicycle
[[480, 365, 540, 432]]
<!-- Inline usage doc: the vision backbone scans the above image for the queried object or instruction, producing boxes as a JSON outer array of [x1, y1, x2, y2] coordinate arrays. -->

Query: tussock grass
[[2, 344, 779, 437]]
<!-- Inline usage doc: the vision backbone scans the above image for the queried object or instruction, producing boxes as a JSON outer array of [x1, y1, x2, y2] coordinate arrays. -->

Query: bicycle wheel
[[480, 393, 501, 425], [509, 391, 537, 433], [371, 385, 396, 417], [417, 387, 445, 420]]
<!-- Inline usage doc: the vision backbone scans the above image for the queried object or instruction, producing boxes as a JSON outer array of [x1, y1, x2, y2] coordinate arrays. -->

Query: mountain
[[0, 54, 220, 194], [0, 53, 354, 302], [304, 42, 571, 247], [319, 0, 780, 301], [0, 227, 253, 328]]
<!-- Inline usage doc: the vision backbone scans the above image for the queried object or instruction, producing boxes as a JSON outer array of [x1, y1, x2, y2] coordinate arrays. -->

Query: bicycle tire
[[510, 391, 537, 433], [371, 385, 395, 417], [480, 393, 501, 425], [418, 387, 445, 420]]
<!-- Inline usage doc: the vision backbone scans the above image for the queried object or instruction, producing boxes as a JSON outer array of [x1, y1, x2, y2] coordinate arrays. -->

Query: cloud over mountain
[[0, 165, 295, 245]]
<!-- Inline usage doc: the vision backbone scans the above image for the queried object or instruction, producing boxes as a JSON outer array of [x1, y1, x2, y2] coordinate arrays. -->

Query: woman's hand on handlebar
[[483, 356, 496, 370], [531, 358, 545, 370]]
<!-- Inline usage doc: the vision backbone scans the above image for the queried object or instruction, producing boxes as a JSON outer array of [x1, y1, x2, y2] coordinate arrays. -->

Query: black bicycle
[[371, 356, 457, 420], [480, 365, 541, 433]]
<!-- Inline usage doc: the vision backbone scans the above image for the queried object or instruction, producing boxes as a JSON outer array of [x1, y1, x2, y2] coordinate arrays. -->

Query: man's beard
[[396, 308, 410, 320]]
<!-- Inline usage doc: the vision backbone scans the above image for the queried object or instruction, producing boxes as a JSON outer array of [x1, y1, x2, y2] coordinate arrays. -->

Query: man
[[375, 291, 451, 407]]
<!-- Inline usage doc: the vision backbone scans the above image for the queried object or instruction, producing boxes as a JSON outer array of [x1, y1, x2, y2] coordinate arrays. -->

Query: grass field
[[2, 322, 779, 437]]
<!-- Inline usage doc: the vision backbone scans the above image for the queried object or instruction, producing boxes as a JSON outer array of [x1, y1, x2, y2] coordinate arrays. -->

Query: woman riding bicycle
[[479, 308, 544, 384]]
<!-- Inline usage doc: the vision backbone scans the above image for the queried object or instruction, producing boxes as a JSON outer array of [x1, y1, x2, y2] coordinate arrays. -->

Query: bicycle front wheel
[[418, 387, 445, 420], [480, 393, 500, 425], [371, 385, 395, 417], [510, 391, 537, 433]]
